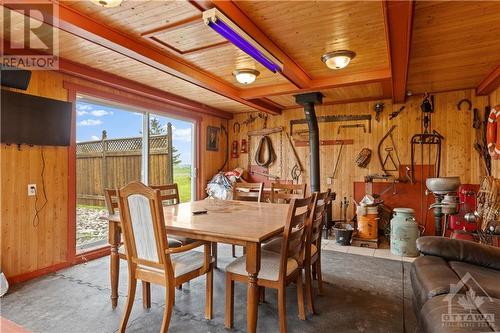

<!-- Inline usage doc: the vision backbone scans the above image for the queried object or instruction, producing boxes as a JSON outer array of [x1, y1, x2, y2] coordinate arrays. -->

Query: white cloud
[[91, 135, 100, 140], [91, 110, 113, 117], [78, 119, 103, 126], [77, 110, 88, 116], [173, 127, 192, 142], [77, 104, 92, 111]]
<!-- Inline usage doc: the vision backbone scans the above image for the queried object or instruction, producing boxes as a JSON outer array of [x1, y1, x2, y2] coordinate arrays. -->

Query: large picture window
[[75, 96, 195, 252]]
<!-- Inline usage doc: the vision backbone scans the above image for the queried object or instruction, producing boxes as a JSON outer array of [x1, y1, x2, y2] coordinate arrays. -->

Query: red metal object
[[449, 184, 480, 232], [240, 139, 247, 153], [231, 140, 239, 158]]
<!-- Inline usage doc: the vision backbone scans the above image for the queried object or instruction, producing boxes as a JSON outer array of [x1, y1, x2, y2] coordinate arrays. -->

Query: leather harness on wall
[[255, 135, 276, 167]]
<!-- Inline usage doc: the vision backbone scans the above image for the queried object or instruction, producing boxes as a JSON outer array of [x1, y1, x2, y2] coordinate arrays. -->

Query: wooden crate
[[351, 236, 379, 249]]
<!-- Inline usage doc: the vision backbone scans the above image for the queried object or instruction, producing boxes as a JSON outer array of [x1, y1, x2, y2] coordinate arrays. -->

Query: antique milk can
[[390, 208, 419, 257]]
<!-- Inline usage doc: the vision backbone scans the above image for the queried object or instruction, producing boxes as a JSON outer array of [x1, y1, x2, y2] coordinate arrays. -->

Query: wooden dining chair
[[104, 187, 183, 309], [303, 190, 330, 315], [231, 182, 264, 257], [232, 182, 264, 202], [117, 181, 213, 333], [150, 184, 196, 246], [225, 195, 315, 333], [270, 183, 307, 203]]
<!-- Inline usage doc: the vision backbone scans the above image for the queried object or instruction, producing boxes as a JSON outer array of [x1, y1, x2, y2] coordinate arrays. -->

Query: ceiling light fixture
[[203, 8, 283, 73], [321, 50, 356, 70], [233, 69, 260, 85], [90, 0, 122, 8]]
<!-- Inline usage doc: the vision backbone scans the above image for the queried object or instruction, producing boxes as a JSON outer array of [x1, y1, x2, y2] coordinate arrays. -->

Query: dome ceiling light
[[90, 0, 123, 8], [233, 69, 260, 85], [321, 50, 356, 70]]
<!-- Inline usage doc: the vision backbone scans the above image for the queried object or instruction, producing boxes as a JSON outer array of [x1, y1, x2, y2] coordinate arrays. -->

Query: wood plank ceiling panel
[[62, 0, 288, 89], [235, 1, 389, 80], [267, 82, 384, 108], [61, 1, 199, 35], [3, 6, 254, 113], [407, 1, 500, 94]]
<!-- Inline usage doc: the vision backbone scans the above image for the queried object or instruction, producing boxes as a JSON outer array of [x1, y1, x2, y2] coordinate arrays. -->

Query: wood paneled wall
[[228, 89, 489, 219], [490, 86, 500, 178], [0, 70, 227, 281]]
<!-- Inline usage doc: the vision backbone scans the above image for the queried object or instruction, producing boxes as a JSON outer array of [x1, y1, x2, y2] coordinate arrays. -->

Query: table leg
[[108, 221, 121, 308], [211, 242, 218, 268], [245, 242, 261, 333]]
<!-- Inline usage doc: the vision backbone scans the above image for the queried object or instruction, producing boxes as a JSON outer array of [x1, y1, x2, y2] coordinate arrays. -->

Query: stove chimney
[[294, 92, 323, 193]]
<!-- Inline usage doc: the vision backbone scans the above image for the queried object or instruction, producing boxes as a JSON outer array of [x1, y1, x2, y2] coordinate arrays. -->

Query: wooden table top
[[105, 199, 289, 244]]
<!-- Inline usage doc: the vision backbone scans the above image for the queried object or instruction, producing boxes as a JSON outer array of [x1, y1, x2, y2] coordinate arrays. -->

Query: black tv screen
[[1, 89, 72, 146]]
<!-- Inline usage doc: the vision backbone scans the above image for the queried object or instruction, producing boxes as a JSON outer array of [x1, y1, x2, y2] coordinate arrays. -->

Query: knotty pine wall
[[0, 70, 227, 280], [490, 86, 500, 178], [228, 89, 490, 219]]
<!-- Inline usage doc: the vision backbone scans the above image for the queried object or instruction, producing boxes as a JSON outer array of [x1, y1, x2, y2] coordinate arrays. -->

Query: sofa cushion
[[419, 295, 494, 333], [411, 256, 464, 311], [477, 297, 500, 332], [449, 261, 500, 299], [417, 237, 500, 270]]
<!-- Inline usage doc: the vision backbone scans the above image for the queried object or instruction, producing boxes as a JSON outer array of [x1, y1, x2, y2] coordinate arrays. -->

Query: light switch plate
[[28, 184, 37, 196]]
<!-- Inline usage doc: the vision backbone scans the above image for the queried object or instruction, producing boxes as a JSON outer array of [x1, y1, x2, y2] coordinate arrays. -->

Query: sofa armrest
[[416, 236, 500, 270]]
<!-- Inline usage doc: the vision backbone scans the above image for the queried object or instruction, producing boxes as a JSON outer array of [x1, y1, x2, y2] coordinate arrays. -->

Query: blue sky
[[76, 99, 193, 165]]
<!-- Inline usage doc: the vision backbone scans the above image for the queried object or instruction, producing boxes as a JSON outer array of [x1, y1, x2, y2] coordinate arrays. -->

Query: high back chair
[[232, 182, 264, 202], [150, 184, 180, 205], [270, 183, 307, 203], [104, 187, 184, 309], [231, 182, 264, 257], [304, 190, 330, 315], [150, 184, 195, 247], [225, 195, 316, 333], [117, 181, 213, 333]]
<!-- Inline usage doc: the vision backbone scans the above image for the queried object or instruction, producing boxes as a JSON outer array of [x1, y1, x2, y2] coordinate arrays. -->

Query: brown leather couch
[[411, 236, 500, 333]]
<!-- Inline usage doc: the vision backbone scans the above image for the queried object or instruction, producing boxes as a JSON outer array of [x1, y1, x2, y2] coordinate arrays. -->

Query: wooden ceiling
[[3, 1, 500, 115]]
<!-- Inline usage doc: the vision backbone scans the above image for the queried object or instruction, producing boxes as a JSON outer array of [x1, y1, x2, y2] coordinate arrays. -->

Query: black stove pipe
[[295, 92, 323, 193]]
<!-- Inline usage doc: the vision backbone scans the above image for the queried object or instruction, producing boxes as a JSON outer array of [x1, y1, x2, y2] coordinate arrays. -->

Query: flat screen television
[[1, 89, 72, 146]]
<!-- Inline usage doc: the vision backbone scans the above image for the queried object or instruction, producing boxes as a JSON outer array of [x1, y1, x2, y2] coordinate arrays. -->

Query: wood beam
[[3, 2, 281, 115], [211, 0, 312, 89], [240, 68, 391, 99], [383, 0, 414, 103], [58, 59, 234, 120], [477, 64, 500, 96]]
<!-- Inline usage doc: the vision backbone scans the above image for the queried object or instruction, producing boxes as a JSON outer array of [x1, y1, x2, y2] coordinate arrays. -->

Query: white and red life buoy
[[487, 105, 500, 159]]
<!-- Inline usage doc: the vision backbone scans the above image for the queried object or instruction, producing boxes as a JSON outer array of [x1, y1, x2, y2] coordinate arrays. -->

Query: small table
[[104, 199, 289, 333]]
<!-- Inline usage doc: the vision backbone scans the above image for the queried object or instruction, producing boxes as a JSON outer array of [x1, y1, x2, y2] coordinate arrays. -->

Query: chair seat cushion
[[262, 237, 317, 258], [225, 250, 298, 281], [138, 251, 206, 278], [118, 237, 183, 256], [170, 236, 197, 245]]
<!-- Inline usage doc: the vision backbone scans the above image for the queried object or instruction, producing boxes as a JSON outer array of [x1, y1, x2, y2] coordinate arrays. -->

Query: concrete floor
[[1, 244, 420, 333]]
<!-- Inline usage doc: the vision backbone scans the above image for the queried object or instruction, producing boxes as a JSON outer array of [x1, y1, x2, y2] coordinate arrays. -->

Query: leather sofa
[[411, 236, 500, 333]]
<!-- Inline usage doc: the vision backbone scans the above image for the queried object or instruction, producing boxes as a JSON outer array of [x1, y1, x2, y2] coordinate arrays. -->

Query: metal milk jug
[[390, 208, 419, 257]]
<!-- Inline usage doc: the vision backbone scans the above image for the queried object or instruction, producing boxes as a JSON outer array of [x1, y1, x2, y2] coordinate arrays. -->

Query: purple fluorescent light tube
[[207, 19, 281, 73]]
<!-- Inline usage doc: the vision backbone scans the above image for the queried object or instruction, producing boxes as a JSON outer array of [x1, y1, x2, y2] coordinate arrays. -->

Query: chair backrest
[[117, 181, 174, 276], [271, 183, 307, 203], [104, 188, 119, 215], [279, 194, 316, 279], [233, 182, 264, 202], [150, 184, 180, 205], [305, 190, 331, 260]]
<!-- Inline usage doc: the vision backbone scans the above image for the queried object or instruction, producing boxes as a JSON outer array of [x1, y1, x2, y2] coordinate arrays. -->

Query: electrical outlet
[[28, 184, 37, 196], [326, 177, 333, 185]]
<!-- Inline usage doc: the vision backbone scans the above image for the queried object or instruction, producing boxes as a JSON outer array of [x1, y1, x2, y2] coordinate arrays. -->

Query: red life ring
[[486, 105, 500, 157]]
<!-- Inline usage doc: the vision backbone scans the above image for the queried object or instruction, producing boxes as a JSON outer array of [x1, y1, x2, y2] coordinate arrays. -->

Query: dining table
[[104, 198, 290, 333]]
